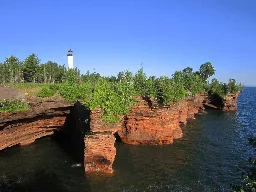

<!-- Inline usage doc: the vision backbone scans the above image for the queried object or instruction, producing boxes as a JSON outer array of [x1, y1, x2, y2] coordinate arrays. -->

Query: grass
[[0, 99, 29, 113], [7, 83, 51, 96]]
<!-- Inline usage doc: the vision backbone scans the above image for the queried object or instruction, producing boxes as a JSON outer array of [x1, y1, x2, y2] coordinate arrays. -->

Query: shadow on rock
[[53, 101, 90, 163]]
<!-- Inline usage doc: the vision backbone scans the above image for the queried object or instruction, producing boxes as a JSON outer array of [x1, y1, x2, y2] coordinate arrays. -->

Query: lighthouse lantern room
[[67, 49, 73, 69]]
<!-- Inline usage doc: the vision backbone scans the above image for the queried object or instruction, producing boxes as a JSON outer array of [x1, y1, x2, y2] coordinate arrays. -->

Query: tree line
[[0, 54, 243, 119], [0, 54, 243, 99], [0, 54, 80, 83]]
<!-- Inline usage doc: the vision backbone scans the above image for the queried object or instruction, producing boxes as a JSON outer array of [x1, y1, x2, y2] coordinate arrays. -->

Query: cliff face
[[222, 93, 240, 111], [84, 94, 206, 173], [84, 132, 116, 174], [0, 91, 240, 175], [118, 98, 182, 145], [118, 94, 205, 145], [0, 116, 66, 150], [0, 98, 71, 150], [206, 92, 240, 111], [84, 108, 121, 174]]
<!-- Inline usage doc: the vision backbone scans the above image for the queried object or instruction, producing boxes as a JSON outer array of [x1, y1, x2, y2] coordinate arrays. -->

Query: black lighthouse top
[[67, 49, 73, 56]]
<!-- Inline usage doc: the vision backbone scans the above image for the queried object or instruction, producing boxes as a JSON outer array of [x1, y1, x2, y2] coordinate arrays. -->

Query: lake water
[[0, 87, 255, 192]]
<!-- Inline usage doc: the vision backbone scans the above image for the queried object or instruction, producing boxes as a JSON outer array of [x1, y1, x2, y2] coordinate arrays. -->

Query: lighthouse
[[67, 49, 73, 69]]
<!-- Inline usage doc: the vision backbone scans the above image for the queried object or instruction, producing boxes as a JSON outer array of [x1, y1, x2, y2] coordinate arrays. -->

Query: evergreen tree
[[55, 65, 67, 83], [23, 53, 40, 82], [4, 56, 23, 83]]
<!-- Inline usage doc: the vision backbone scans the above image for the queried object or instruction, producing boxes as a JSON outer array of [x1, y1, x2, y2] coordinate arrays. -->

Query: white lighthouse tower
[[67, 49, 74, 69]]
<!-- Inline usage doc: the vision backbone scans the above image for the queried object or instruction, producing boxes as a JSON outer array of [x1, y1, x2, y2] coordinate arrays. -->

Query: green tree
[[66, 68, 80, 84], [36, 64, 45, 83], [134, 68, 147, 96], [0, 63, 5, 83], [209, 78, 228, 98], [227, 79, 243, 93], [55, 65, 67, 83], [147, 76, 157, 98], [4, 56, 23, 83], [45, 61, 59, 83], [183, 67, 193, 75], [23, 53, 40, 82], [199, 62, 215, 81]]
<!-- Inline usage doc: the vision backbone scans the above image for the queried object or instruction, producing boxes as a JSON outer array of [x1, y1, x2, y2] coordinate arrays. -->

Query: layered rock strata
[[84, 94, 206, 173], [84, 108, 121, 174], [0, 91, 240, 175], [84, 132, 116, 174], [0, 98, 71, 150], [118, 94, 205, 145]]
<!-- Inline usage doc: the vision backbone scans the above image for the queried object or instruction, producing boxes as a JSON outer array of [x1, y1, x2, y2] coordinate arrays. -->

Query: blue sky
[[1, 0, 256, 86]]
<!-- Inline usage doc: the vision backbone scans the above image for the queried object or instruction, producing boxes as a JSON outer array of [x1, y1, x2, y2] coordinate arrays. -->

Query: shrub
[[86, 77, 137, 123], [37, 85, 56, 98], [209, 78, 244, 99], [48, 84, 60, 91], [0, 99, 29, 113], [58, 83, 82, 102], [227, 79, 244, 94]]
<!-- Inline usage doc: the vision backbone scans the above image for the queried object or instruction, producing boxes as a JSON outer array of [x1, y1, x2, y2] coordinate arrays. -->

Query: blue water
[[0, 87, 255, 192]]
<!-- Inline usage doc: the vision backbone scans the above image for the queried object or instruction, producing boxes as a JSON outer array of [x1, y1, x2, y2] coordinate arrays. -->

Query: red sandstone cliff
[[84, 94, 206, 174], [0, 97, 71, 150], [0, 91, 240, 176], [222, 92, 240, 111], [84, 108, 121, 174], [205, 92, 240, 111], [118, 94, 205, 145]]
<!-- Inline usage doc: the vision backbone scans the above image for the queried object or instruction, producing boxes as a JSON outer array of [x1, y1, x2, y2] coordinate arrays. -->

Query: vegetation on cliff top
[[209, 78, 243, 98], [0, 54, 243, 121]]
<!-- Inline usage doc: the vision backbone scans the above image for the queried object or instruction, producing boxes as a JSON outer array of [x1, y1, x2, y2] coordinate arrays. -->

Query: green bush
[[155, 76, 187, 105], [227, 79, 244, 94], [37, 85, 57, 98], [209, 78, 244, 99], [0, 99, 29, 113], [87, 77, 137, 123], [48, 84, 60, 91]]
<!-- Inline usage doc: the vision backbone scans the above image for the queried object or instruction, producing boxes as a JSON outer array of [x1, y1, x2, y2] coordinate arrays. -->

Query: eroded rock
[[0, 98, 71, 150], [118, 94, 205, 145], [84, 132, 116, 174], [206, 92, 240, 111], [84, 108, 121, 174], [222, 93, 240, 111]]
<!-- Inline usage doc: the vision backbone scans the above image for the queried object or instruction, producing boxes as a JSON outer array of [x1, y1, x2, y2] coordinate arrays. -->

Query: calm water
[[0, 87, 256, 192]]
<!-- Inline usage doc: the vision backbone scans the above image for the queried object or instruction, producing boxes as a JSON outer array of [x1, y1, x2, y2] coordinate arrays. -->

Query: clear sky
[[1, 0, 256, 86]]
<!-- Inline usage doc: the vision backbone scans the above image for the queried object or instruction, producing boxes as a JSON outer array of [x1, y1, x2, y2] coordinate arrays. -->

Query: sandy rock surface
[[0, 85, 25, 101]]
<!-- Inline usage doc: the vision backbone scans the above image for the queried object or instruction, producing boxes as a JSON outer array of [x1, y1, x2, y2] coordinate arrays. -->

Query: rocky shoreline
[[0, 92, 240, 174], [84, 92, 239, 174]]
